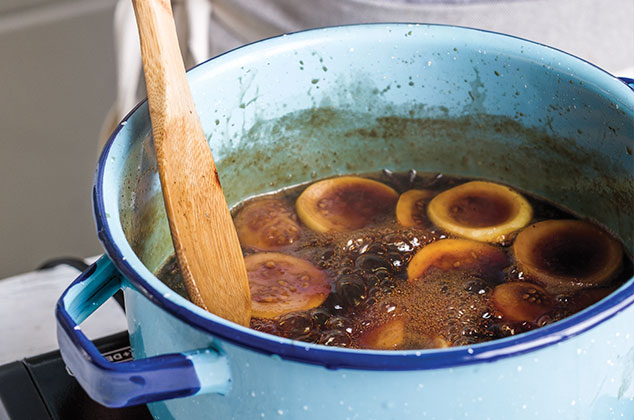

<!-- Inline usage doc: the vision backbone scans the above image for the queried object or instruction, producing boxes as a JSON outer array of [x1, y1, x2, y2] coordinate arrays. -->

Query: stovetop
[[0, 331, 153, 420]]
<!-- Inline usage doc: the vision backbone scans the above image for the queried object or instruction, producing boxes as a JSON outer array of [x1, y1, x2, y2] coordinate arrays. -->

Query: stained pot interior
[[111, 25, 633, 280]]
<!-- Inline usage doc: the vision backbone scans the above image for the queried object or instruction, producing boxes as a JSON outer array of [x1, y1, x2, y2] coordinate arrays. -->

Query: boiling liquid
[[156, 171, 631, 349]]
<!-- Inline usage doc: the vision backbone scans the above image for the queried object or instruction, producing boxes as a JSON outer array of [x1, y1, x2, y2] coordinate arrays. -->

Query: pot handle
[[55, 255, 231, 408], [618, 77, 634, 91]]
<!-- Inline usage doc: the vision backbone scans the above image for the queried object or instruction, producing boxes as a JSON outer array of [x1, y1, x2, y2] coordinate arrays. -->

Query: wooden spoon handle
[[132, 0, 251, 326]]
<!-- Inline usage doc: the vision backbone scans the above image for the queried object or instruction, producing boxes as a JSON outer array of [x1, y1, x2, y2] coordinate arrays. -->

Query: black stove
[[0, 258, 153, 420], [0, 332, 153, 420]]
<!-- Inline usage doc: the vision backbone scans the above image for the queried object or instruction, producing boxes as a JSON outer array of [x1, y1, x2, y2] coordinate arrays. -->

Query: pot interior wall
[[112, 25, 633, 276]]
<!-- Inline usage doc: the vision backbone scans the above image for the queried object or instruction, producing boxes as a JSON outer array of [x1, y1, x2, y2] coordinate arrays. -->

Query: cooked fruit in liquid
[[427, 181, 532, 243], [234, 199, 301, 250], [396, 189, 435, 228], [491, 282, 555, 323], [245, 252, 330, 319], [407, 238, 507, 281], [296, 176, 398, 233], [157, 172, 631, 350], [513, 219, 623, 294]]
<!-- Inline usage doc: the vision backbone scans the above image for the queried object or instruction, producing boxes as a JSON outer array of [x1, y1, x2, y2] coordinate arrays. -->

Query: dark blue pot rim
[[94, 23, 634, 371]]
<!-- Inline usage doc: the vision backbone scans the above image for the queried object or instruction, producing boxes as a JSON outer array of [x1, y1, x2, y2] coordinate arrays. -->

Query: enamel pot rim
[[94, 23, 634, 371]]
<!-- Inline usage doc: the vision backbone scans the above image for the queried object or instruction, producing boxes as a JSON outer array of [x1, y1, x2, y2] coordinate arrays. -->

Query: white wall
[[0, 0, 118, 277]]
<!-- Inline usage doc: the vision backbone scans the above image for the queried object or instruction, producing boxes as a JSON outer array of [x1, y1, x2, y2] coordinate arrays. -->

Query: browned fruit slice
[[491, 282, 555, 322], [404, 334, 450, 350], [427, 181, 532, 243], [234, 198, 301, 250], [407, 238, 508, 282], [513, 220, 623, 294], [245, 253, 331, 319], [358, 318, 406, 350], [357, 318, 449, 350], [296, 176, 398, 233], [396, 189, 435, 227]]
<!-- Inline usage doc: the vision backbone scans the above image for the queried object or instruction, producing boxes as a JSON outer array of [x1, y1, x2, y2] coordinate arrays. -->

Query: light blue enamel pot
[[56, 24, 634, 419]]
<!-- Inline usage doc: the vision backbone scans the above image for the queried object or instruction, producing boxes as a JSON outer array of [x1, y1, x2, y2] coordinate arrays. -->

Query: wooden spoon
[[132, 0, 251, 326]]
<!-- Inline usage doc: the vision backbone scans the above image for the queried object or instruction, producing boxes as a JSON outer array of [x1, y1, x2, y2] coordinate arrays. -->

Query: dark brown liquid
[[156, 171, 631, 349]]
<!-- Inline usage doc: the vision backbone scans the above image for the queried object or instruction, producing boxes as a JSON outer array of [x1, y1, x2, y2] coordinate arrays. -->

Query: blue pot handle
[[618, 77, 634, 91], [56, 255, 231, 408]]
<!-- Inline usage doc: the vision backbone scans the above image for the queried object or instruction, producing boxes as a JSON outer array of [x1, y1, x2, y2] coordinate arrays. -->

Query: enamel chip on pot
[[427, 181, 532, 243]]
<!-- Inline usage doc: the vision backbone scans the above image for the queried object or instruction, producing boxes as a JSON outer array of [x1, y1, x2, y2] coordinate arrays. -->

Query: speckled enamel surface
[[89, 24, 633, 418]]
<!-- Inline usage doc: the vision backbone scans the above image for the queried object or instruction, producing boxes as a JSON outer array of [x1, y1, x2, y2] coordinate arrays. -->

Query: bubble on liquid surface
[[156, 171, 632, 350]]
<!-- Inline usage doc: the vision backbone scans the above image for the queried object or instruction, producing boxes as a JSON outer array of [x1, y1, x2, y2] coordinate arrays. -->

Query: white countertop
[[0, 260, 128, 365]]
